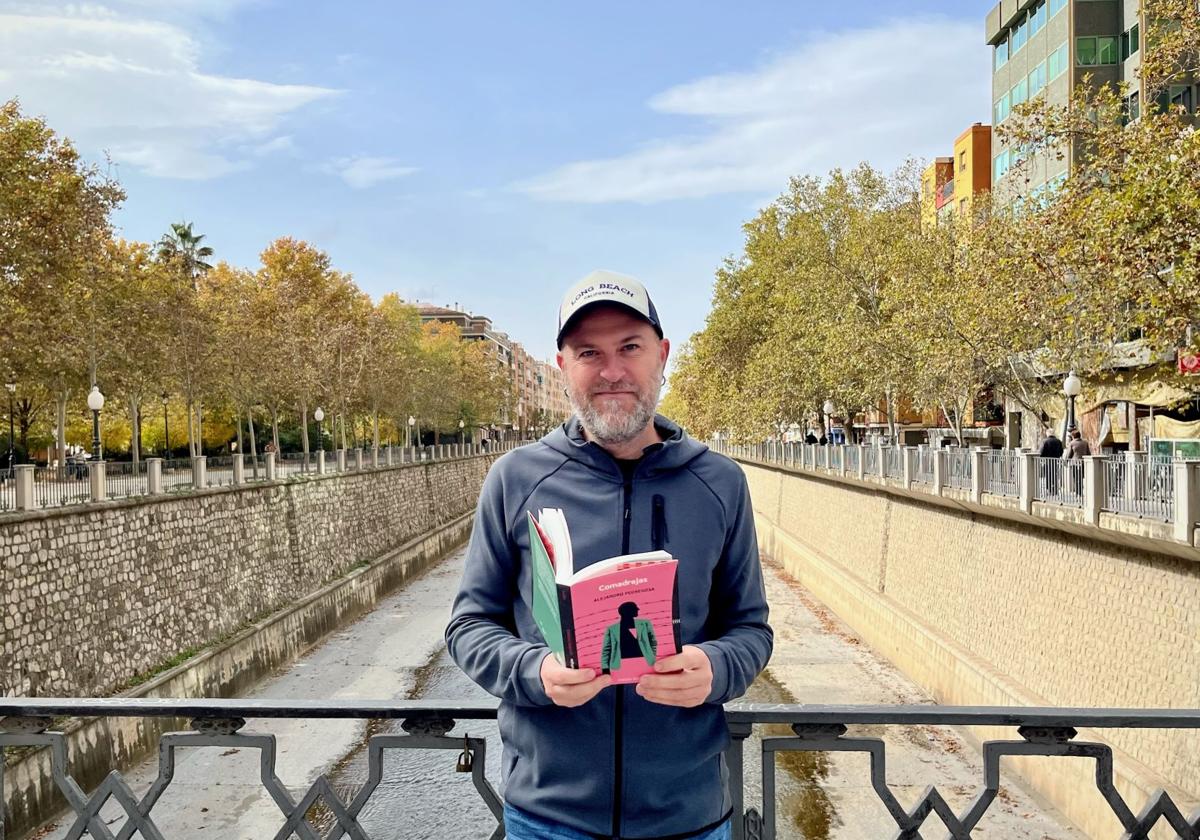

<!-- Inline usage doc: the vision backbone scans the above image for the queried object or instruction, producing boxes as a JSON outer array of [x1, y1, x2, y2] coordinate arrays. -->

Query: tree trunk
[[235, 409, 244, 455], [186, 399, 195, 457], [195, 402, 203, 456], [299, 401, 310, 462], [373, 408, 380, 452], [271, 405, 280, 454], [129, 397, 141, 465], [56, 389, 68, 473], [247, 407, 258, 477]]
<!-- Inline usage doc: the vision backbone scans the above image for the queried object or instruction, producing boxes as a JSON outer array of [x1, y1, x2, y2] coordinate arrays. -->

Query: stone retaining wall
[[741, 459, 1199, 840], [0, 456, 493, 699]]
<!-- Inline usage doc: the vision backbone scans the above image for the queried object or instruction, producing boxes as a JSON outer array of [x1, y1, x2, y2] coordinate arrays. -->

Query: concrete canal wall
[[741, 458, 1199, 840]]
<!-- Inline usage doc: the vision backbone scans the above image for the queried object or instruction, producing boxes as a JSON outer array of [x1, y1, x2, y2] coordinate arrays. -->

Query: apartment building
[[920, 123, 993, 226]]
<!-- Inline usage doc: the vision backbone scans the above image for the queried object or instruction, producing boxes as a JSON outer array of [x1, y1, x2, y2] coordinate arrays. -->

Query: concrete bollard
[[90, 461, 107, 502], [265, 452, 277, 481], [1084, 455, 1105, 525], [146, 459, 163, 495], [192, 456, 206, 490], [14, 464, 34, 510], [1018, 451, 1036, 513], [233, 454, 245, 485], [971, 447, 988, 504], [317, 450, 327, 475], [1174, 461, 1199, 545]]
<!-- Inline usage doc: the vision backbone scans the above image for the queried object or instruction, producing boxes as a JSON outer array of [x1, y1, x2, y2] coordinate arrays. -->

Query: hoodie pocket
[[651, 494, 668, 551]]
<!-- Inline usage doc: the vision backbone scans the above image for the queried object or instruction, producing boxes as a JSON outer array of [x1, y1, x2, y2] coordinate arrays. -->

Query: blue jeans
[[503, 803, 732, 840]]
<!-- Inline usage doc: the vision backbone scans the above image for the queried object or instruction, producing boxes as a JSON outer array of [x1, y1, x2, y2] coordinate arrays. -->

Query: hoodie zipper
[[612, 471, 633, 839]]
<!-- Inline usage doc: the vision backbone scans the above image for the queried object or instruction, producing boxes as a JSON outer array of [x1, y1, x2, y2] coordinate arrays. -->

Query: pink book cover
[[567, 560, 680, 684]]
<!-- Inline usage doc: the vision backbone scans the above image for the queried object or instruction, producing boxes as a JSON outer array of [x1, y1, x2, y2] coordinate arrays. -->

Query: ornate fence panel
[[986, 450, 1019, 498], [2, 699, 1199, 840], [945, 449, 972, 490], [1034, 457, 1084, 508], [1103, 458, 1175, 522]]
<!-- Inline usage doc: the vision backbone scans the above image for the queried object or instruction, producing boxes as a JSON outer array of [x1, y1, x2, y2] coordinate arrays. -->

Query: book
[[528, 508, 681, 685]]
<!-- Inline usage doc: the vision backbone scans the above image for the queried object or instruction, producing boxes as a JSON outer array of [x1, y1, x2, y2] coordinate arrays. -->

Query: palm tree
[[155, 221, 214, 291]]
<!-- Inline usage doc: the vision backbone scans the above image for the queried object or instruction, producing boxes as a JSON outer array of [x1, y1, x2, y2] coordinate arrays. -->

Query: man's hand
[[541, 653, 612, 707], [635, 646, 713, 708]]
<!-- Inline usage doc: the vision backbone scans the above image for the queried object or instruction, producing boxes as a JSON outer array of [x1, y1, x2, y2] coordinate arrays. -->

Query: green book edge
[[528, 512, 565, 661]]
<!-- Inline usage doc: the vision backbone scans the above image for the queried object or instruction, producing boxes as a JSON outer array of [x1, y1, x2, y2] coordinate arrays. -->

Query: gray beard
[[569, 379, 661, 446]]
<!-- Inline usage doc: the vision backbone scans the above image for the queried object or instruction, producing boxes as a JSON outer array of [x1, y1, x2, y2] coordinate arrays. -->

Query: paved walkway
[[33, 549, 1082, 839]]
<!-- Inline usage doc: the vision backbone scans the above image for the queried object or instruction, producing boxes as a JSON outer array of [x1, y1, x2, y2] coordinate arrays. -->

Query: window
[[959, 198, 968, 213], [1029, 60, 1047, 95], [994, 90, 1011, 124], [1098, 36, 1118, 64], [1170, 85, 1194, 113], [959, 150, 966, 171], [995, 39, 1009, 70], [1011, 77, 1029, 108], [1121, 24, 1140, 60], [1049, 42, 1068, 79], [1030, 0, 1047, 35], [1076, 37, 1098, 66], [1125, 90, 1140, 122], [993, 149, 1011, 181], [1012, 14, 1029, 54], [1049, 0, 1067, 17]]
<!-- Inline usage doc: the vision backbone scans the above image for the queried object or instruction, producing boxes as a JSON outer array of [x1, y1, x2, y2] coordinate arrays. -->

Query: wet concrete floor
[[33, 548, 1082, 839]]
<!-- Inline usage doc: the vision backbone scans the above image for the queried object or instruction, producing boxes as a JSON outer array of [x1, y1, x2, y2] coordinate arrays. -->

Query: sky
[[0, 0, 994, 363]]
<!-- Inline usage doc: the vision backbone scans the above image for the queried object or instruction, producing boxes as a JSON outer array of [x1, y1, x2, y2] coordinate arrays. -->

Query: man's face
[[557, 305, 670, 447]]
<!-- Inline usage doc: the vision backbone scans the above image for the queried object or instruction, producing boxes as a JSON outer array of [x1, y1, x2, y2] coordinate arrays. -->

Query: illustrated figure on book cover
[[600, 601, 658, 674]]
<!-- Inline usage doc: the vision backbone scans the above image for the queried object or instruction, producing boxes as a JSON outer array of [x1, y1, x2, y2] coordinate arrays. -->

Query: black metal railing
[[2, 699, 1198, 840]]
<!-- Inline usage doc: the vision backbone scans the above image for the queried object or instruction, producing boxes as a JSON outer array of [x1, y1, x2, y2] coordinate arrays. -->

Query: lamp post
[[823, 399, 835, 443], [161, 393, 170, 458], [408, 415, 415, 448], [5, 381, 14, 477], [1062, 370, 1082, 431], [458, 418, 465, 444], [87, 385, 105, 462], [314, 407, 325, 455]]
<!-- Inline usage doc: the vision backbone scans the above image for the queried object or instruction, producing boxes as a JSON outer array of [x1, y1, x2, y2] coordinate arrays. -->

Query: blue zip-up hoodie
[[446, 415, 773, 840]]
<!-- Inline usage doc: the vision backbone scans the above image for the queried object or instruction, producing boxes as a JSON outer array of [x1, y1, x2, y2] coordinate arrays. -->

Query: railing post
[[337, 449, 347, 471], [372, 447, 380, 468], [385, 446, 394, 467], [933, 448, 945, 496], [1019, 451, 1036, 513], [1081, 455, 1104, 525], [317, 450, 327, 474], [857, 444, 868, 481], [14, 464, 34, 510], [143, 458, 162, 495], [89, 461, 107, 502], [265, 452, 277, 481], [353, 448, 363, 471], [1174, 460, 1199, 545], [901, 446, 915, 489], [877, 446, 887, 482], [192, 455, 207, 490], [971, 447, 988, 503], [232, 453, 245, 485]]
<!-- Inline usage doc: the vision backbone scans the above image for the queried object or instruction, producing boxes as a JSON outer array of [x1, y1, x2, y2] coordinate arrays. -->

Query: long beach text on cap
[[568, 282, 638, 308]]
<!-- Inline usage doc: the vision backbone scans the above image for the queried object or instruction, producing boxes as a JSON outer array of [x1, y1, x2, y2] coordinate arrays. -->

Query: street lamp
[[407, 415, 415, 448], [161, 393, 170, 458], [458, 418, 465, 443], [1062, 370, 1082, 431], [87, 385, 105, 461], [314, 407, 325, 454], [5, 381, 15, 476], [823, 399, 835, 443]]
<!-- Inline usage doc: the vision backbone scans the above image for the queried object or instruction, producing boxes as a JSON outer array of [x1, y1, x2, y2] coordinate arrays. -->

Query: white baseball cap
[[556, 270, 662, 349]]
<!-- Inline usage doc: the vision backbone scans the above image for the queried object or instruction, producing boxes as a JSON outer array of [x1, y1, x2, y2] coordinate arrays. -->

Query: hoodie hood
[[539, 413, 708, 481]]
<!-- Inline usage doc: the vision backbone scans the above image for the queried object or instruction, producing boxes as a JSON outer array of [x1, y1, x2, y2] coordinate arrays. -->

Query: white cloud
[[325, 155, 418, 189], [518, 18, 991, 203], [0, 4, 339, 179]]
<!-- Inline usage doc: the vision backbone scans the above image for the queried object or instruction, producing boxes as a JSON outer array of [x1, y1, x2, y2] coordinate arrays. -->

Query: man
[[1065, 428, 1091, 459], [446, 270, 773, 840], [1039, 428, 1065, 496]]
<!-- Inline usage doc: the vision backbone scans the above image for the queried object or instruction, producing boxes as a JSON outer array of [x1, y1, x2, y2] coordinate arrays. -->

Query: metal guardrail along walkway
[[2, 699, 1199, 839]]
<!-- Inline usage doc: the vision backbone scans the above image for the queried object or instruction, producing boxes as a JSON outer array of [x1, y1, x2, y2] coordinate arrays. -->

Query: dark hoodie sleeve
[[696, 468, 773, 704], [445, 462, 554, 707]]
